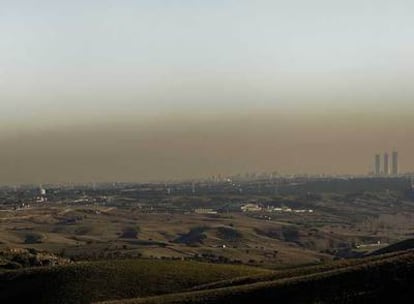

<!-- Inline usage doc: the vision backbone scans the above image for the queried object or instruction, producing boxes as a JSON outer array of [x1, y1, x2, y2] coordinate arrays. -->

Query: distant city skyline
[[372, 151, 400, 177]]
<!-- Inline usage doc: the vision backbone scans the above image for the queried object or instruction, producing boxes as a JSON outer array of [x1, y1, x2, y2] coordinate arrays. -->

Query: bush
[[121, 226, 141, 239], [282, 226, 299, 242]]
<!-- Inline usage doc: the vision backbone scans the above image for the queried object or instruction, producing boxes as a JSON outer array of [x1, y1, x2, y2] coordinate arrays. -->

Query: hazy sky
[[1, 1, 413, 184]]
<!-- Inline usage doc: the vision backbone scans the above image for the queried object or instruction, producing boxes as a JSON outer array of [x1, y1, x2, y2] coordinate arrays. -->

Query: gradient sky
[[1, 1, 413, 184]]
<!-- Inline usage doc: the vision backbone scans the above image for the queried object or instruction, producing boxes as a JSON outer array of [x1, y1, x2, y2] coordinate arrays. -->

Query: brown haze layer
[[0, 109, 413, 184]]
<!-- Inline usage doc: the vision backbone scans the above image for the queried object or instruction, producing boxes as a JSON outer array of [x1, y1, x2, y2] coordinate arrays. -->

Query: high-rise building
[[375, 154, 381, 176], [383, 153, 390, 176], [392, 151, 399, 176]]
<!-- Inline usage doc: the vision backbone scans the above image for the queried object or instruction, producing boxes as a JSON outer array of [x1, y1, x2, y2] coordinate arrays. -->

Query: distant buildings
[[392, 151, 399, 176], [35, 186, 48, 203], [240, 203, 314, 214], [383, 153, 389, 176], [39, 187, 46, 196], [375, 154, 381, 176], [241, 203, 262, 212], [373, 151, 399, 176], [194, 208, 218, 215]]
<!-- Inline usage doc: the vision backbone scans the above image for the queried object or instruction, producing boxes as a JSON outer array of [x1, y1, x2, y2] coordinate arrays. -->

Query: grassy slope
[[0, 259, 268, 304], [368, 238, 414, 256], [188, 249, 411, 291], [102, 250, 414, 304]]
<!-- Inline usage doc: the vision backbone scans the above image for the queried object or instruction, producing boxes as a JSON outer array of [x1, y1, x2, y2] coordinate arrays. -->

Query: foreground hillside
[[1, 247, 413, 304], [368, 238, 414, 256], [101, 250, 414, 304], [0, 259, 268, 304]]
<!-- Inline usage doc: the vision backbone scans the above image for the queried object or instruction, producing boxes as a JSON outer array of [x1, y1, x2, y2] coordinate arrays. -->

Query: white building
[[241, 203, 262, 212]]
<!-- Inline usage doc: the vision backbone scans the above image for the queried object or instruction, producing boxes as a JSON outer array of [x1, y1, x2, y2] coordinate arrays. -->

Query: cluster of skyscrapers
[[374, 151, 399, 176]]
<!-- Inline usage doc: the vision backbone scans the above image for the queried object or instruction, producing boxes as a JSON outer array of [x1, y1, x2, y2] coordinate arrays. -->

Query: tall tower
[[383, 153, 390, 176], [375, 154, 381, 176], [392, 151, 399, 176]]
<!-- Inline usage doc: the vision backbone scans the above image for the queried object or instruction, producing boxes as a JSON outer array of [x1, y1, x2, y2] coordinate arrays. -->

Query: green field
[[1, 240, 414, 303], [0, 259, 268, 304], [100, 250, 414, 304]]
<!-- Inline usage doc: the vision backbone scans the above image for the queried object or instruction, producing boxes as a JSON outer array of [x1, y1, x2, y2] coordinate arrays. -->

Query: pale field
[[1, 199, 413, 268]]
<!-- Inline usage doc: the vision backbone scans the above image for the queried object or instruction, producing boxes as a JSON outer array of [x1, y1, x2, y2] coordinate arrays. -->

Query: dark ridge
[[367, 238, 414, 256], [100, 250, 414, 304]]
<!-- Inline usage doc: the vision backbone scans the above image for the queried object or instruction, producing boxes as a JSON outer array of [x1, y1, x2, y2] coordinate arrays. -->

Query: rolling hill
[[100, 250, 414, 304], [0, 259, 268, 304], [1, 243, 413, 304]]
